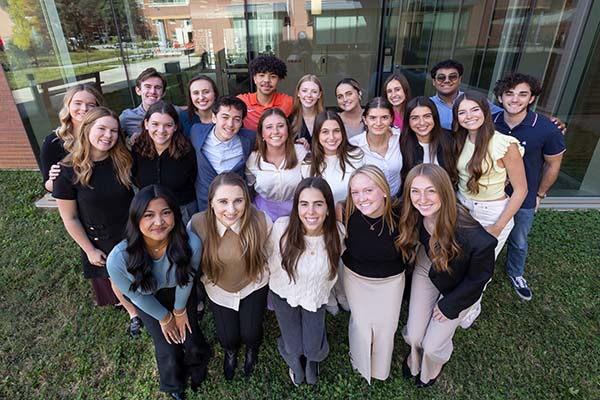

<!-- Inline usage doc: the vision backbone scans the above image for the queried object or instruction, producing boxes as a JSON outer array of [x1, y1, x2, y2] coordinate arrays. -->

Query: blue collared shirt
[[202, 127, 244, 174]]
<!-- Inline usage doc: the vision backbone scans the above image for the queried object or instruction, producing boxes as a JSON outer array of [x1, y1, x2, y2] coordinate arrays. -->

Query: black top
[[419, 220, 497, 319], [40, 132, 68, 190], [342, 207, 406, 278], [53, 158, 134, 279], [290, 116, 312, 144], [132, 149, 197, 205]]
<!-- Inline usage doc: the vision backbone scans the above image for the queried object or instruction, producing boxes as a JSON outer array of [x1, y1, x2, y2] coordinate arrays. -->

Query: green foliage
[[0, 170, 599, 399]]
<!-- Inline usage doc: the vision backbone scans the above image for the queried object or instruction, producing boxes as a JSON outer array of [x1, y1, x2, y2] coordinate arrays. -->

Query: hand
[[48, 163, 61, 181], [550, 116, 567, 136], [295, 137, 310, 151], [174, 309, 191, 342], [535, 196, 541, 213], [433, 303, 448, 322], [484, 223, 503, 239], [86, 248, 107, 267], [160, 312, 181, 344]]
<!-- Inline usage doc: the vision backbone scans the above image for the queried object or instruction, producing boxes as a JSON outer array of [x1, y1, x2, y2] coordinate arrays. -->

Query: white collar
[[215, 218, 241, 237]]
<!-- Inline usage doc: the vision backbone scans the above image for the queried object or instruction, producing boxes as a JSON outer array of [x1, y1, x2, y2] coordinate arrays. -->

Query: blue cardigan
[[190, 123, 256, 211]]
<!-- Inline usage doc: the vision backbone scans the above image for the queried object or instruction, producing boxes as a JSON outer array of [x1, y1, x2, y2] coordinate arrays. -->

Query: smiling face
[[297, 80, 321, 109], [336, 83, 361, 112], [190, 79, 216, 112], [69, 90, 98, 126], [88, 116, 119, 160], [457, 99, 485, 133], [350, 173, 386, 218], [409, 106, 435, 143], [409, 175, 441, 220], [261, 113, 289, 149], [144, 112, 175, 153], [385, 79, 406, 107], [135, 77, 165, 110], [364, 107, 393, 136], [139, 197, 175, 244], [432, 67, 461, 97], [499, 82, 535, 117], [211, 184, 246, 228], [254, 72, 280, 97], [212, 105, 243, 142], [298, 187, 327, 236], [318, 119, 343, 156]]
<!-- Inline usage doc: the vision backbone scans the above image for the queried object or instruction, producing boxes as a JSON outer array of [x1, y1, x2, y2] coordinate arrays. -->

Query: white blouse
[[268, 217, 344, 312], [301, 150, 364, 204], [246, 144, 308, 202], [349, 127, 402, 196]]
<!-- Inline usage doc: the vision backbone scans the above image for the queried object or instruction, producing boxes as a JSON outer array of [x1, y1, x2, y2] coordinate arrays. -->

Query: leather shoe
[[128, 316, 143, 338], [168, 392, 186, 400], [402, 356, 412, 379], [243, 347, 259, 377], [415, 369, 442, 388], [223, 349, 238, 381]]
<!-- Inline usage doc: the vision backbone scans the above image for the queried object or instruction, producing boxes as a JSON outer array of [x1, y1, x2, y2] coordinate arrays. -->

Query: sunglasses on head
[[435, 73, 460, 83]]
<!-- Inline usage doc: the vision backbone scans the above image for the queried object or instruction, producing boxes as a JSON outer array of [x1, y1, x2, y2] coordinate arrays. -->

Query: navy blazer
[[190, 123, 256, 211]]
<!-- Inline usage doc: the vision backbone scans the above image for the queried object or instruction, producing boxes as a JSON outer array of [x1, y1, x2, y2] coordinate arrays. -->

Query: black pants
[[208, 285, 268, 351], [133, 285, 212, 393]]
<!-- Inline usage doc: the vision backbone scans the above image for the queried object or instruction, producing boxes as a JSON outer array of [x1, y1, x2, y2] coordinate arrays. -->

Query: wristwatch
[[536, 192, 547, 199]]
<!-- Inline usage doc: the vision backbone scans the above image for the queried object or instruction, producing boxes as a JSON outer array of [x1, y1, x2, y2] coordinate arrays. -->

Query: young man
[[119, 67, 167, 137], [429, 59, 502, 130], [190, 96, 256, 211], [493, 72, 566, 301], [237, 55, 293, 131]]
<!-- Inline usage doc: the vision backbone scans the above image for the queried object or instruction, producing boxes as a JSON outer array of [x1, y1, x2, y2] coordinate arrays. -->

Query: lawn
[[5, 62, 122, 90], [0, 171, 598, 399]]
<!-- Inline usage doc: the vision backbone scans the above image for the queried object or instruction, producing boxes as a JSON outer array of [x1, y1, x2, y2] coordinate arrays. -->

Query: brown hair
[[136, 67, 166, 90], [255, 108, 298, 170], [383, 72, 412, 121], [290, 74, 325, 137], [57, 84, 104, 153], [186, 74, 219, 123]]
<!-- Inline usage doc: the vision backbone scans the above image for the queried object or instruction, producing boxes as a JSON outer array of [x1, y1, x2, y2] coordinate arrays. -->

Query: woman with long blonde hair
[[289, 74, 325, 148]]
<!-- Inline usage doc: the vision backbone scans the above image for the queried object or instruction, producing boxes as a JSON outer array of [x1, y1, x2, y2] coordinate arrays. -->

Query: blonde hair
[[66, 107, 132, 188], [255, 108, 298, 170], [56, 84, 104, 153], [290, 74, 325, 137]]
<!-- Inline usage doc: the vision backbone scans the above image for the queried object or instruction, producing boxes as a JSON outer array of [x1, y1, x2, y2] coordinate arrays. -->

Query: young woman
[[180, 74, 219, 137], [41, 83, 103, 192], [336, 165, 407, 383], [396, 164, 497, 388], [349, 97, 403, 197], [400, 96, 457, 190], [132, 101, 198, 224], [453, 91, 527, 258], [189, 173, 271, 381], [383, 73, 412, 130], [335, 78, 365, 139], [290, 74, 325, 148], [301, 111, 364, 204], [107, 185, 212, 399], [246, 107, 308, 222], [53, 107, 141, 336], [269, 177, 343, 386]]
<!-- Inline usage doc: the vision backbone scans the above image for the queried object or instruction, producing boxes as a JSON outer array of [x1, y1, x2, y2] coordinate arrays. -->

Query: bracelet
[[537, 192, 547, 199], [173, 309, 186, 317], [159, 312, 173, 326]]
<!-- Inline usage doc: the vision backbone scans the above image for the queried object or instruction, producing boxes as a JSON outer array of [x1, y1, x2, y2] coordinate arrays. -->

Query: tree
[[6, 0, 50, 65]]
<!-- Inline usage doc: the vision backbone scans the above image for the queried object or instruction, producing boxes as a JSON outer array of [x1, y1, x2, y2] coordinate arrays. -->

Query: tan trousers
[[402, 246, 477, 384], [343, 267, 405, 383]]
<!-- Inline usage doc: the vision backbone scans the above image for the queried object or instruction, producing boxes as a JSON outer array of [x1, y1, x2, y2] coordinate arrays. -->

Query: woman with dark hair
[[335, 78, 365, 138], [132, 100, 198, 224], [246, 107, 308, 221], [180, 75, 219, 137], [107, 185, 211, 399], [349, 97, 403, 196], [53, 107, 140, 336], [289, 74, 325, 148], [269, 177, 343, 386], [396, 164, 496, 388], [399, 96, 457, 191], [383, 73, 412, 130], [189, 173, 271, 381]]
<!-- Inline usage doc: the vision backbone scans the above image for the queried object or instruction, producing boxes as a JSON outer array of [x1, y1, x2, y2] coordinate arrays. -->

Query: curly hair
[[493, 72, 542, 100], [249, 55, 287, 79], [430, 59, 464, 79]]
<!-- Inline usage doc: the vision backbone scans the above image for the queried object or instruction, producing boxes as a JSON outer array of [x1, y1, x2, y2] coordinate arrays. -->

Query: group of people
[[40, 55, 565, 399]]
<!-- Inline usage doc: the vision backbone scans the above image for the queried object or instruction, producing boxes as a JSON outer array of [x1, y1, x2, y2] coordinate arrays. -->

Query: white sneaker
[[460, 301, 481, 329]]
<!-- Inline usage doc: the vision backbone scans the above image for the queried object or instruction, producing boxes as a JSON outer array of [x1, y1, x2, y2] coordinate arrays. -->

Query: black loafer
[[415, 371, 440, 388], [168, 391, 186, 400], [223, 349, 238, 381], [402, 356, 412, 379], [129, 316, 143, 338], [243, 347, 259, 377]]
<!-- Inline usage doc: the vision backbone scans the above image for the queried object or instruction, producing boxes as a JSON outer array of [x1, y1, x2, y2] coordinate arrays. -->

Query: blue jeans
[[505, 208, 536, 277]]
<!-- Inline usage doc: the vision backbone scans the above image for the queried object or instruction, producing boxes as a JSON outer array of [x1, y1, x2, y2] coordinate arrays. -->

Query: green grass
[[5, 62, 122, 89], [0, 170, 598, 399]]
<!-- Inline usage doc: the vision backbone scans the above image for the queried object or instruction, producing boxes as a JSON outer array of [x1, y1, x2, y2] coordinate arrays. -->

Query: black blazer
[[420, 222, 497, 319]]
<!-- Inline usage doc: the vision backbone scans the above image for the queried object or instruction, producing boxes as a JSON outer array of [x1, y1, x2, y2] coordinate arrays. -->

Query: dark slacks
[[208, 285, 269, 351], [133, 285, 212, 393]]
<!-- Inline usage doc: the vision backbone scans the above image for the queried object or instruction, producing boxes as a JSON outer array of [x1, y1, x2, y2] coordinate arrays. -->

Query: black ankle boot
[[243, 347, 259, 377], [223, 349, 238, 381], [168, 392, 186, 400]]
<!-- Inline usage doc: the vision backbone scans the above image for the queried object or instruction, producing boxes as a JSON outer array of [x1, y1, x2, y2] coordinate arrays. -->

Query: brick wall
[[0, 67, 38, 170]]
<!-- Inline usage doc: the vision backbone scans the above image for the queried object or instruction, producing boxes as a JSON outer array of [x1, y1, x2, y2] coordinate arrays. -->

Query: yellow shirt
[[457, 131, 524, 201]]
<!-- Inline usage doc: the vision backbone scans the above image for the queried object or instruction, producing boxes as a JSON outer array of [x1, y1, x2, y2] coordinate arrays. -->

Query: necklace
[[360, 213, 383, 234], [150, 241, 168, 253]]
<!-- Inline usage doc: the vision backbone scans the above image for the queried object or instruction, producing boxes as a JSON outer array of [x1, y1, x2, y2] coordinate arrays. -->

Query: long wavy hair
[[125, 185, 194, 292], [452, 91, 496, 194], [65, 107, 132, 189], [290, 74, 325, 137], [383, 72, 412, 121], [255, 107, 298, 170], [132, 101, 192, 160], [400, 96, 457, 186], [344, 165, 399, 236], [396, 164, 478, 272], [57, 84, 104, 153], [186, 74, 219, 123], [280, 177, 340, 283], [202, 173, 268, 283], [306, 111, 362, 177]]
